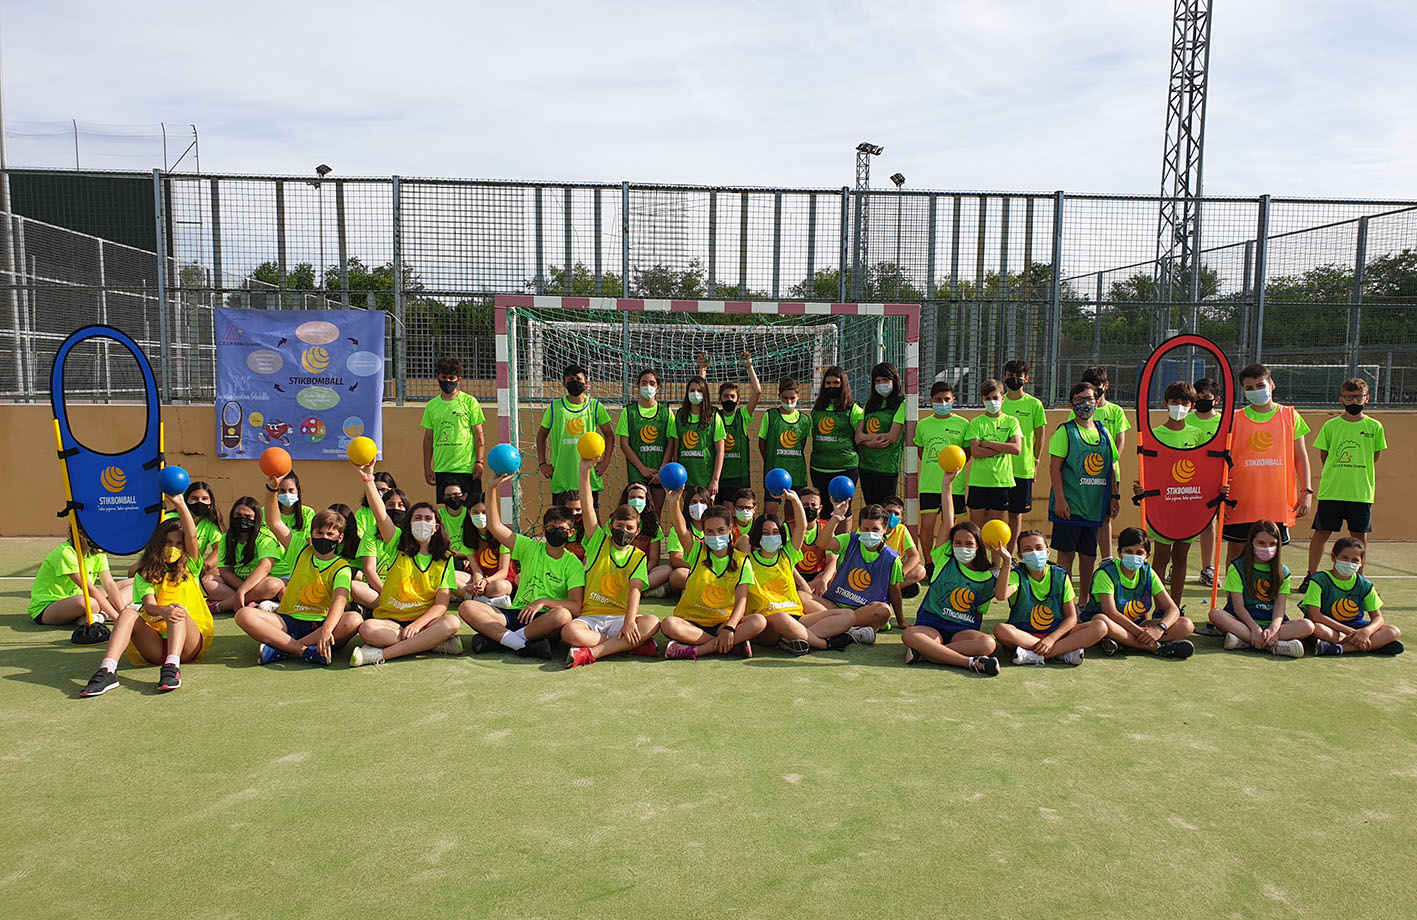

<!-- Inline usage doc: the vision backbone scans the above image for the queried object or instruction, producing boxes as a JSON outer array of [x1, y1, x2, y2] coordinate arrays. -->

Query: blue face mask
[[859, 531, 884, 549], [705, 533, 732, 552], [759, 534, 784, 554], [932, 402, 953, 417], [887, 513, 901, 530], [1022, 549, 1049, 571], [1245, 384, 1270, 406], [1121, 553, 1147, 571]]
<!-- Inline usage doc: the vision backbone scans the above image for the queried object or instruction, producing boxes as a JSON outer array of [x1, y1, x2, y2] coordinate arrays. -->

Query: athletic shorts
[[435, 472, 482, 502], [913, 613, 977, 638], [1313, 500, 1372, 534], [497, 608, 560, 630], [967, 486, 1010, 512], [857, 470, 898, 507], [575, 614, 625, 638], [919, 492, 966, 516], [809, 468, 858, 504], [1223, 522, 1290, 545], [1148, 526, 1194, 547], [279, 614, 322, 639], [1007, 478, 1034, 514], [718, 476, 752, 501], [1051, 523, 1098, 556]]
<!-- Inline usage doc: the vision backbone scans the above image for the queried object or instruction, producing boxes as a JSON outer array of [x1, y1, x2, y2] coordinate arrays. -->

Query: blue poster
[[214, 307, 385, 460]]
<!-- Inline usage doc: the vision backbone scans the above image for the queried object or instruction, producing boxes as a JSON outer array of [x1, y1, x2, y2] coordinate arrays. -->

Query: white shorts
[[577, 615, 624, 638]]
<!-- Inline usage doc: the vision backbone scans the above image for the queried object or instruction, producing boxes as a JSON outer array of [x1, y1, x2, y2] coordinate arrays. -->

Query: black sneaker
[[80, 667, 118, 697], [1157, 640, 1195, 660], [1098, 637, 1119, 657], [468, 634, 500, 654], [517, 638, 553, 660], [158, 663, 182, 691], [969, 655, 1000, 677], [823, 633, 854, 651], [904, 648, 923, 665], [1315, 639, 1344, 657], [902, 582, 921, 599], [1373, 640, 1405, 656], [1296, 575, 1312, 595], [777, 637, 811, 657]]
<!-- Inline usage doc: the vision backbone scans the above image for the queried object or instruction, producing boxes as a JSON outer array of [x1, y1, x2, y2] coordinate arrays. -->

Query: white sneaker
[[1224, 633, 1250, 650], [1014, 646, 1045, 666], [645, 585, 667, 599], [1060, 648, 1084, 666], [350, 645, 385, 667], [257, 600, 280, 613], [475, 594, 513, 609], [1272, 639, 1304, 658], [846, 625, 876, 645], [435, 635, 462, 655]]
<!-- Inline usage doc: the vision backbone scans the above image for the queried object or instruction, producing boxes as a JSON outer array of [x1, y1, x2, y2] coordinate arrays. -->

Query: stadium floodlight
[[856, 143, 884, 156], [314, 165, 334, 290], [315, 164, 333, 178], [890, 173, 905, 188]]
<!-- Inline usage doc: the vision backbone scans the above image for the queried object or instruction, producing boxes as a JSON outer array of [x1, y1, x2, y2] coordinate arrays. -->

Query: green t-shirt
[[666, 523, 705, 555], [966, 413, 1023, 488], [582, 527, 651, 587], [1301, 571, 1382, 615], [1090, 563, 1166, 600], [357, 524, 402, 577], [810, 403, 865, 473], [438, 506, 470, 555], [540, 396, 613, 494], [420, 392, 486, 474], [758, 408, 813, 486], [1313, 415, 1385, 503], [194, 518, 223, 560], [28, 542, 111, 618], [915, 413, 971, 497], [217, 528, 284, 580], [1001, 392, 1047, 479], [667, 411, 727, 485], [1070, 401, 1131, 444], [510, 535, 587, 606], [414, 552, 459, 591], [858, 402, 909, 475], [829, 534, 905, 586], [1150, 423, 1202, 450], [1008, 567, 1078, 603], [1186, 412, 1223, 442]]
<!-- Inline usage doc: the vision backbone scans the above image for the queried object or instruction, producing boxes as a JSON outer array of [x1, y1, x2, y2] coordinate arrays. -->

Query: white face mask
[[874, 382, 894, 397], [1121, 553, 1147, 571], [1022, 549, 1049, 571], [277, 493, 299, 508], [984, 399, 1003, 414], [471, 513, 488, 529], [781, 399, 797, 411], [932, 402, 953, 416], [1334, 559, 1361, 578], [759, 534, 783, 554], [687, 391, 703, 406], [953, 545, 977, 564], [859, 531, 883, 549], [628, 497, 646, 513], [1245, 384, 1271, 406], [640, 384, 657, 400], [688, 502, 707, 521], [1168, 404, 1190, 420], [705, 533, 731, 552], [410, 520, 436, 543], [735, 509, 753, 523]]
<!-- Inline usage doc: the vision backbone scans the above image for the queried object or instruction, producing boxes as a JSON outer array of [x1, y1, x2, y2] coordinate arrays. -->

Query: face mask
[[230, 517, 256, 535], [705, 533, 732, 552], [688, 391, 703, 406], [874, 382, 893, 397], [640, 384, 657, 400], [859, 531, 883, 549], [1253, 544, 1277, 562], [1121, 553, 1147, 571], [628, 497, 646, 513], [1167, 404, 1190, 421], [932, 402, 953, 416], [1195, 398, 1215, 413], [565, 379, 587, 397], [387, 508, 408, 528], [545, 529, 570, 548], [312, 536, 340, 555], [471, 513, 488, 529], [721, 399, 738, 412], [1244, 385, 1270, 406], [1334, 559, 1361, 578], [186, 501, 211, 517], [1072, 401, 1096, 418], [804, 507, 821, 522], [887, 513, 901, 530], [163, 545, 183, 564], [688, 502, 707, 521], [1343, 403, 1364, 416], [821, 385, 842, 401], [612, 529, 635, 547], [953, 545, 977, 564], [735, 509, 753, 523], [1022, 549, 1049, 571], [781, 399, 797, 411], [984, 399, 1002, 414], [410, 520, 436, 543], [444, 497, 464, 512], [759, 534, 784, 553], [1005, 377, 1025, 391], [438, 379, 458, 394], [277, 493, 299, 508]]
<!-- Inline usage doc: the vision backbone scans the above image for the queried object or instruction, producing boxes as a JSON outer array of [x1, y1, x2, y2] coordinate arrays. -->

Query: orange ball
[[259, 447, 292, 479]]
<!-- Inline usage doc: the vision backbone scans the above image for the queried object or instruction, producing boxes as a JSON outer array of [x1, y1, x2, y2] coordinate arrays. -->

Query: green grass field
[[2, 536, 1415, 920]]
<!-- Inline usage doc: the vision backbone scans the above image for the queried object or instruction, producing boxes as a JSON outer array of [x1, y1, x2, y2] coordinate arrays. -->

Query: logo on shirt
[[640, 425, 660, 444], [1332, 597, 1360, 622], [724, 433, 737, 451], [1248, 431, 1274, 454], [865, 417, 882, 434], [478, 547, 498, 570], [847, 569, 872, 592], [1172, 459, 1196, 484], [598, 571, 627, 599], [1029, 604, 1056, 631], [1122, 599, 1148, 620], [683, 429, 701, 450], [700, 581, 732, 610], [1083, 453, 1106, 476], [1254, 579, 1272, 601], [799, 546, 822, 571], [780, 430, 800, 450], [760, 574, 790, 597], [298, 579, 330, 610], [100, 466, 127, 493], [817, 417, 835, 435], [949, 587, 976, 612], [567, 417, 587, 437]]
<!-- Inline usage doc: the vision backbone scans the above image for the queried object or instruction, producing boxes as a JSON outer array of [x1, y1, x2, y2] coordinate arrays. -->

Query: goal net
[[494, 296, 920, 534]]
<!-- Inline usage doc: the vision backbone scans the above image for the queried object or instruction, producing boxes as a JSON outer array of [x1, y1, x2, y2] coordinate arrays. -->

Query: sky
[[0, 0, 1414, 198]]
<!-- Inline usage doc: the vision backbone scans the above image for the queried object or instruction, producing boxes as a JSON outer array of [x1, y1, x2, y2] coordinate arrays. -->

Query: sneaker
[[257, 599, 281, 613], [350, 645, 384, 667], [645, 585, 667, 599], [157, 663, 181, 691], [904, 647, 923, 665], [902, 582, 920, 599], [1315, 639, 1344, 657], [1272, 639, 1304, 658], [207, 599, 222, 616], [1296, 575, 1312, 595], [630, 638, 659, 657], [1060, 648, 1084, 666], [823, 633, 854, 651], [517, 638, 553, 660], [566, 646, 596, 668], [664, 640, 698, 661], [969, 655, 1000, 677], [1195, 622, 1224, 637], [301, 646, 329, 666], [777, 637, 811, 657], [1013, 646, 1045, 666], [846, 625, 877, 646], [80, 667, 118, 697], [1098, 637, 1119, 657], [258, 644, 288, 665], [1157, 640, 1195, 660], [1373, 640, 1405, 656], [485, 595, 513, 609], [1199, 566, 1215, 587], [1223, 633, 1250, 650], [729, 640, 753, 658], [434, 636, 462, 656], [879, 620, 892, 632], [468, 634, 500, 654]]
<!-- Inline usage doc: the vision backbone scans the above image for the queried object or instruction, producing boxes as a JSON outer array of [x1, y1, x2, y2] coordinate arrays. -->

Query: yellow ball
[[981, 519, 1012, 549], [577, 432, 605, 460], [346, 436, 378, 466], [937, 444, 966, 473]]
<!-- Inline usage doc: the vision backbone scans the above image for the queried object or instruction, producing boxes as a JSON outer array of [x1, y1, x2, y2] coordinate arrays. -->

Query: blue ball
[[158, 465, 190, 496], [765, 467, 793, 497], [658, 462, 688, 493], [828, 475, 856, 503], [487, 443, 522, 476]]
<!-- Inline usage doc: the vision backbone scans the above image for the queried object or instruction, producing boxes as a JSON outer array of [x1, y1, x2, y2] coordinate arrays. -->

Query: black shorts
[[718, 476, 752, 502], [1223, 522, 1290, 545], [279, 614, 353, 649], [1008, 478, 1034, 514], [1052, 523, 1099, 556], [967, 486, 1010, 512], [857, 469, 899, 507], [810, 468, 858, 504], [435, 472, 481, 502], [919, 492, 967, 516], [1313, 500, 1372, 534]]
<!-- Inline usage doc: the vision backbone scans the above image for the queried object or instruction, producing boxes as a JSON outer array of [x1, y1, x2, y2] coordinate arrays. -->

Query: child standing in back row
[[1049, 382, 1120, 608], [966, 379, 1023, 528], [1140, 382, 1202, 608], [1000, 360, 1048, 550], [701, 351, 762, 500], [1306, 378, 1385, 585], [759, 376, 812, 517], [914, 380, 970, 575], [1187, 378, 1223, 588], [1069, 367, 1131, 558]]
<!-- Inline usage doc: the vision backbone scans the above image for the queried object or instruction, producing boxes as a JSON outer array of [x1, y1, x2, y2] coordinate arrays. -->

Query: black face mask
[[821, 386, 842, 401], [186, 501, 211, 517], [565, 379, 586, 397], [545, 529, 570, 547], [612, 529, 635, 547], [444, 497, 464, 512], [311, 537, 340, 555], [1195, 398, 1215, 414], [1004, 377, 1025, 391], [721, 399, 738, 412], [804, 508, 822, 522], [387, 508, 409, 527], [230, 517, 256, 535], [438, 379, 458, 394], [1344, 403, 1365, 416]]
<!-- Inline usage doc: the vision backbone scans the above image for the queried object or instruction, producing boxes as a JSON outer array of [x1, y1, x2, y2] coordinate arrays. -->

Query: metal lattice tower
[[1155, 0, 1212, 328], [854, 143, 882, 293]]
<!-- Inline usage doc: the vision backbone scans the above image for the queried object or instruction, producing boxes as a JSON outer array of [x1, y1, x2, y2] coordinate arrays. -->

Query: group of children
[[28, 356, 1400, 695]]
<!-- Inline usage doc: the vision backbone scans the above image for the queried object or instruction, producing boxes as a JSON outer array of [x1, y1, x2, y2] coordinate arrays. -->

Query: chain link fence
[[3, 168, 1414, 408]]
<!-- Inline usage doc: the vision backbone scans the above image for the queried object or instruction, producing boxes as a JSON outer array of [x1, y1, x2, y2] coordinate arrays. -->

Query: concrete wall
[[3, 403, 1409, 540]]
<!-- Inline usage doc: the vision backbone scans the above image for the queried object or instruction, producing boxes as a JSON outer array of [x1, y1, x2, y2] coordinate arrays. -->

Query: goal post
[[493, 295, 920, 534]]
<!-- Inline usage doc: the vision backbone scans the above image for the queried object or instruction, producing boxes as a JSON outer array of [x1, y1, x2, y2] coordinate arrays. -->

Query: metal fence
[[3, 168, 1415, 407]]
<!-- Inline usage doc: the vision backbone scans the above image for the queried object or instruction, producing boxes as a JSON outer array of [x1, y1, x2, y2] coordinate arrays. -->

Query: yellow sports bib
[[747, 550, 802, 618], [581, 537, 645, 618], [885, 524, 910, 556], [278, 548, 351, 621], [674, 550, 745, 627], [373, 553, 452, 622], [129, 570, 214, 665]]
